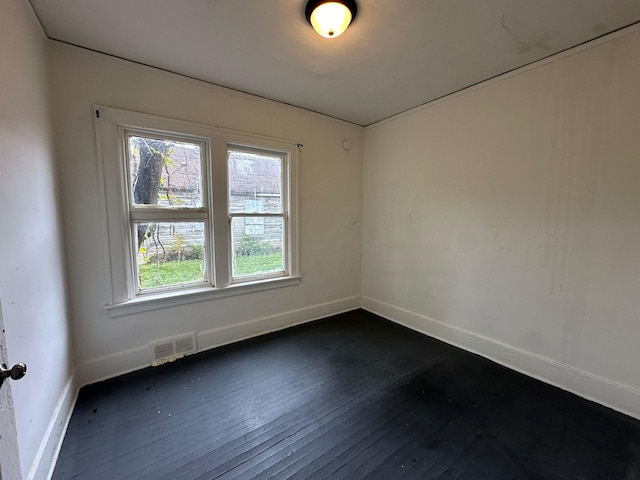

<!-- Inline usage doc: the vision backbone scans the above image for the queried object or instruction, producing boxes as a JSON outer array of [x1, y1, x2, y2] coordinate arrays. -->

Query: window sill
[[105, 275, 302, 318]]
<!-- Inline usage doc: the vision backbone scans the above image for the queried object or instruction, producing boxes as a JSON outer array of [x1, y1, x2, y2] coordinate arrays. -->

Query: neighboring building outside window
[[127, 133, 209, 291], [95, 106, 299, 316]]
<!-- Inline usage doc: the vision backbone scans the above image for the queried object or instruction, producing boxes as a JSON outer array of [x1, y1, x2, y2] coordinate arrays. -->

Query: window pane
[[228, 150, 282, 214], [135, 222, 206, 290], [231, 217, 284, 278], [129, 135, 203, 208]]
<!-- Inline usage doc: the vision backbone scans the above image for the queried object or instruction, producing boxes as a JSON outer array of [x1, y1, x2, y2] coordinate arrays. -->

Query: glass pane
[[228, 150, 282, 214], [231, 217, 284, 279], [135, 222, 206, 290], [129, 135, 203, 208]]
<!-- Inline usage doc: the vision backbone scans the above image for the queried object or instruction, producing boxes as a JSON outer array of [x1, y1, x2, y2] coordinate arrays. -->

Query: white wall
[[0, 1, 75, 478], [362, 25, 640, 419], [48, 42, 363, 385]]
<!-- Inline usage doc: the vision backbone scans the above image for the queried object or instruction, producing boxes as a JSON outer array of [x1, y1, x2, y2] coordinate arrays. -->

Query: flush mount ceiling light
[[305, 0, 357, 38]]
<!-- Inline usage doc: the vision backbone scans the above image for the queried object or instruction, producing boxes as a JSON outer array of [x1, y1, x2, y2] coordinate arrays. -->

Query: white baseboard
[[27, 371, 78, 480], [362, 296, 640, 421], [195, 296, 360, 355], [32, 295, 640, 479], [76, 296, 360, 387]]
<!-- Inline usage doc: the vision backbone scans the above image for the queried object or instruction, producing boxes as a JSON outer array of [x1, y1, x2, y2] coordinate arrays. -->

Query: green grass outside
[[139, 259, 205, 289], [233, 253, 283, 277], [139, 254, 283, 289]]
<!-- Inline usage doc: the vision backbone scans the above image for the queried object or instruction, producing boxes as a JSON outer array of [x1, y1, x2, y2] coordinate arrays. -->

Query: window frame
[[94, 106, 300, 317], [124, 129, 212, 296], [227, 144, 290, 284]]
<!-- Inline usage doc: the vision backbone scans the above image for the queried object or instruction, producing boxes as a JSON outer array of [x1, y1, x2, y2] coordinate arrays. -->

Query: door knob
[[0, 363, 27, 386]]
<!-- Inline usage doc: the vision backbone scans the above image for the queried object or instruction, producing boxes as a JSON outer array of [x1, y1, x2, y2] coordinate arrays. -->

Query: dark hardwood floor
[[53, 310, 640, 479]]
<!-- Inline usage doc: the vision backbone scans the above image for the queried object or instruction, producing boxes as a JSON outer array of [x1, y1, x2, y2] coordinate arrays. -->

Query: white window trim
[[227, 143, 290, 284], [123, 129, 212, 297], [94, 105, 300, 317]]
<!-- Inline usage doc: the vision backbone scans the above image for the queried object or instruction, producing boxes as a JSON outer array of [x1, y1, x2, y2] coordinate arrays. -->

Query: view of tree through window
[[128, 135, 207, 291], [96, 106, 299, 307]]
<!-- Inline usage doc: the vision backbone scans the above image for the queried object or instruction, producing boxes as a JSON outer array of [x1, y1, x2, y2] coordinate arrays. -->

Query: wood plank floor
[[53, 310, 640, 479]]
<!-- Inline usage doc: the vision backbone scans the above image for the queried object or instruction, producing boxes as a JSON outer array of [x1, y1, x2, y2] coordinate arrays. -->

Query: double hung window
[[95, 106, 299, 316], [228, 146, 288, 282], [126, 133, 209, 291]]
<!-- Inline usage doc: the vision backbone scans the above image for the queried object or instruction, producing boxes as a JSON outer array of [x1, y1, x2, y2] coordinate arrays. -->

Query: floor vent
[[151, 333, 197, 366]]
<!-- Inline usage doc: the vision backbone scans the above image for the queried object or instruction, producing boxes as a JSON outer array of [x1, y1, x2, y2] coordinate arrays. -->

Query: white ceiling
[[30, 0, 640, 126]]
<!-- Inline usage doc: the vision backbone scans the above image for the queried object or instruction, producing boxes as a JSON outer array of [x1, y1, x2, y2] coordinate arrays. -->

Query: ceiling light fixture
[[305, 0, 357, 39]]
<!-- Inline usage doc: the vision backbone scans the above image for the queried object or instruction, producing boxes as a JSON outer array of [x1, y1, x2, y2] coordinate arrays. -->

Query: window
[[228, 147, 286, 281], [127, 133, 209, 292], [95, 106, 299, 316]]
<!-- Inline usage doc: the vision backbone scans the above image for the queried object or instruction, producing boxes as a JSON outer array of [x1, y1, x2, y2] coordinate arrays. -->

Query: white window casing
[[94, 106, 300, 317]]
